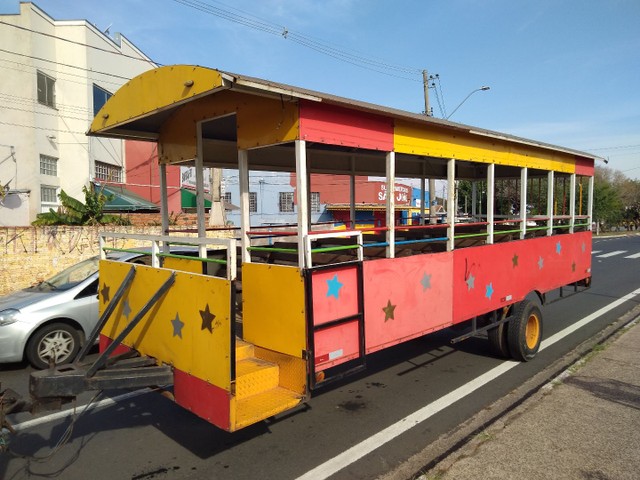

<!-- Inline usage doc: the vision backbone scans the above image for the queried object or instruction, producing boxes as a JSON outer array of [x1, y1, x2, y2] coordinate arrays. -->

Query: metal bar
[[296, 140, 309, 268], [75, 266, 137, 363], [486, 163, 495, 244], [86, 272, 176, 377], [314, 314, 361, 332], [247, 246, 297, 253], [569, 173, 576, 234], [520, 167, 528, 239], [447, 158, 456, 251], [158, 252, 227, 264], [547, 170, 555, 236], [310, 244, 360, 254], [386, 151, 396, 259]]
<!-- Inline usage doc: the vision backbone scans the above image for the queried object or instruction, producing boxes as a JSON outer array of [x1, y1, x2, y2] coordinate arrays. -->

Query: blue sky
[[2, 0, 639, 178]]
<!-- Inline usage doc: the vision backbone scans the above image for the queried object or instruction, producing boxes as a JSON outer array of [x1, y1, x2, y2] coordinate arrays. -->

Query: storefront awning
[[181, 188, 239, 210], [95, 183, 160, 212]]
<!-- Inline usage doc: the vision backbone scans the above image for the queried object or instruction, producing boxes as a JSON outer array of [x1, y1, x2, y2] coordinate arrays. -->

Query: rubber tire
[[507, 300, 543, 362], [25, 322, 82, 369], [487, 312, 510, 359]]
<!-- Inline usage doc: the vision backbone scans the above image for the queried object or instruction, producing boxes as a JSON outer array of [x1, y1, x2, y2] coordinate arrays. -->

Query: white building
[[0, 2, 155, 225]]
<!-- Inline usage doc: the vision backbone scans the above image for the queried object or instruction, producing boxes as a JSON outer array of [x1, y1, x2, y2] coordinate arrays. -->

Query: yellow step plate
[[235, 339, 255, 361], [236, 357, 279, 399], [234, 387, 303, 430]]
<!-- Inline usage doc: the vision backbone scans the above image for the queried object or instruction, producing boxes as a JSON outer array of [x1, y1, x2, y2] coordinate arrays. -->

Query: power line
[[0, 47, 134, 81], [172, 0, 424, 82], [0, 57, 127, 88], [0, 20, 157, 67]]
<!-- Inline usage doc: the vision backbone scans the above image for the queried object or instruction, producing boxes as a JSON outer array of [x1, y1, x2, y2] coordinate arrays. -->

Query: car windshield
[[35, 256, 100, 291]]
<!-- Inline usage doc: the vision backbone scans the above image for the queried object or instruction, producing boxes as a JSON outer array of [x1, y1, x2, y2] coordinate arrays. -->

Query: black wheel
[[26, 322, 82, 369], [507, 300, 543, 362], [487, 310, 510, 358]]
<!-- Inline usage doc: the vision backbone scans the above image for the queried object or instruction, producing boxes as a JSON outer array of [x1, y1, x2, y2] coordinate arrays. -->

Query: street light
[[446, 86, 490, 120]]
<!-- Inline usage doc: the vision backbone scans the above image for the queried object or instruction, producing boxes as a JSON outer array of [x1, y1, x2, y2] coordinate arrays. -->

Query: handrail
[[99, 232, 237, 280]]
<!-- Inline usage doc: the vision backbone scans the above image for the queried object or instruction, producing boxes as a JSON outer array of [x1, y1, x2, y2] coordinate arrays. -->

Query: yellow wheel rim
[[525, 313, 540, 349]]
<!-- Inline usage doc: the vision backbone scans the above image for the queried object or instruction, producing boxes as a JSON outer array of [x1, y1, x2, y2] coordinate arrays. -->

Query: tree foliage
[[32, 185, 130, 226]]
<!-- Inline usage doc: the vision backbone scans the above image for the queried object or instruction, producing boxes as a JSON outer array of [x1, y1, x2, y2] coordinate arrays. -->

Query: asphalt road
[[1, 234, 639, 480]]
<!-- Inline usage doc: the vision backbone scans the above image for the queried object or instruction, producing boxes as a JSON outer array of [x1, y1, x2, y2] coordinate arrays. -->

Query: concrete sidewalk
[[417, 318, 640, 480]]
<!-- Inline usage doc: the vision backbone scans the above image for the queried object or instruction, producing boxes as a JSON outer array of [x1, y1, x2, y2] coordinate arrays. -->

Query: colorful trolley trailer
[[18, 66, 597, 433]]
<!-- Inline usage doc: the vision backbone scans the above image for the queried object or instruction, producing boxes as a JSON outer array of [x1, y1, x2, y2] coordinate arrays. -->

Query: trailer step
[[235, 339, 255, 361], [235, 357, 279, 399], [234, 386, 303, 430]]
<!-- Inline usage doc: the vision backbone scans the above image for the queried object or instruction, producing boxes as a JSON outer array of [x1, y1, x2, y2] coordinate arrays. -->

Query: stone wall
[[0, 216, 239, 295], [0, 226, 164, 295]]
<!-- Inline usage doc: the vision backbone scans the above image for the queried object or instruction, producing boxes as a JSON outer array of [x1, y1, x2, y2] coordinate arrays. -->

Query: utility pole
[[422, 69, 437, 223], [422, 70, 430, 116]]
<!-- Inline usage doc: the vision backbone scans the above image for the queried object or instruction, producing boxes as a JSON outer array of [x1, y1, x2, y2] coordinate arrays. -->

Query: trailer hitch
[[1, 384, 30, 452]]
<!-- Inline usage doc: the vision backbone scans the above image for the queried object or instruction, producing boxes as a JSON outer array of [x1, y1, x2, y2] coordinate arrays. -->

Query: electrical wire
[[172, 0, 423, 82], [0, 20, 157, 67], [0, 47, 135, 81]]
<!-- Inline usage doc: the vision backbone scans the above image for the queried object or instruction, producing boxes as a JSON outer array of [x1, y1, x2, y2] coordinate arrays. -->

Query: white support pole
[[471, 180, 477, 220], [429, 178, 437, 224], [159, 163, 169, 236], [195, 121, 207, 259], [447, 159, 456, 251], [386, 151, 395, 259], [547, 170, 555, 236], [569, 173, 576, 233], [588, 175, 594, 232], [238, 149, 251, 264], [349, 156, 356, 229], [486, 163, 495, 244], [296, 140, 309, 268], [420, 176, 426, 225], [520, 167, 528, 239]]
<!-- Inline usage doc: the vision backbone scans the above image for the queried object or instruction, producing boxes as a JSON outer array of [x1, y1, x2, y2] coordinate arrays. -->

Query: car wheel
[[26, 322, 82, 369]]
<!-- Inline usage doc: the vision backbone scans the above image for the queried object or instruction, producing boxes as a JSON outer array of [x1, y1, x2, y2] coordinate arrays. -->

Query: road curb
[[378, 302, 640, 480]]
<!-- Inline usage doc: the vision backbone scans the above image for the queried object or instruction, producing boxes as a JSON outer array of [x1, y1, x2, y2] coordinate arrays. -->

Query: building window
[[279, 192, 294, 213], [311, 192, 320, 213], [40, 185, 58, 209], [223, 191, 232, 204], [93, 84, 112, 117], [249, 192, 257, 213], [40, 154, 58, 176], [95, 161, 123, 183], [37, 71, 55, 108]]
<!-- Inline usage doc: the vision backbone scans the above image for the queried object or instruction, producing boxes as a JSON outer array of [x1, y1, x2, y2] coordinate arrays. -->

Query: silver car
[[0, 252, 150, 369]]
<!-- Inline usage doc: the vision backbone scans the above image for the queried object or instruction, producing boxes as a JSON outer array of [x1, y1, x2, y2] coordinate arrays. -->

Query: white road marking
[[296, 287, 640, 480], [596, 250, 627, 258], [624, 252, 640, 259], [591, 250, 602, 254]]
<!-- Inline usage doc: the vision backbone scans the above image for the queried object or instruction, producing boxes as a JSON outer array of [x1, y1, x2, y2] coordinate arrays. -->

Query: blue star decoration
[[200, 304, 216, 333], [122, 299, 132, 319], [382, 300, 396, 322], [485, 282, 494, 300], [538, 256, 544, 270], [466, 273, 475, 291], [326, 274, 343, 299], [556, 241, 562, 255], [581, 242, 586, 253], [100, 283, 110, 303], [171, 313, 185, 339], [421, 272, 432, 291]]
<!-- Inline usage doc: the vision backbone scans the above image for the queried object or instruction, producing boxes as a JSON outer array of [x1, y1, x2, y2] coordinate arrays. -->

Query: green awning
[[181, 188, 212, 208], [180, 188, 239, 210], [95, 183, 160, 212]]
